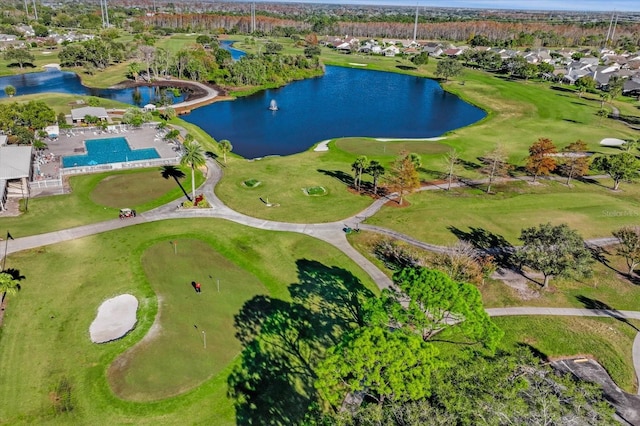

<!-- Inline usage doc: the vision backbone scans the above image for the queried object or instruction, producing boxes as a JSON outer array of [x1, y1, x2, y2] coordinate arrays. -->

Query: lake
[[0, 61, 486, 159], [0, 69, 185, 106], [182, 65, 486, 158]]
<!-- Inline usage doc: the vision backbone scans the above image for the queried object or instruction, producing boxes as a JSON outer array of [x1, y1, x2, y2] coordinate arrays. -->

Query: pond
[[182, 65, 486, 158], [0, 69, 186, 106], [0, 56, 486, 159]]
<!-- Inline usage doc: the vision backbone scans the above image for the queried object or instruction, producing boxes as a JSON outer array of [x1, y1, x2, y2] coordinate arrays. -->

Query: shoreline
[[109, 79, 228, 103]]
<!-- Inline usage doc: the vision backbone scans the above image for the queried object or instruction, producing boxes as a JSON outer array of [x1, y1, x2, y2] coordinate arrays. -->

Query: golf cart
[[119, 208, 137, 219]]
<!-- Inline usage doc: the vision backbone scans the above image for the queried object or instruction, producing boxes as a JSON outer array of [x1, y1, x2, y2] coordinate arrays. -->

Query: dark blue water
[[182, 66, 486, 158], [220, 40, 246, 61], [0, 69, 185, 106], [62, 137, 160, 168]]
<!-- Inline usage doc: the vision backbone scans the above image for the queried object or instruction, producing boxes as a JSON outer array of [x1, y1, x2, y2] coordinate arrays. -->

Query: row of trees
[[351, 152, 422, 204], [467, 138, 639, 193]]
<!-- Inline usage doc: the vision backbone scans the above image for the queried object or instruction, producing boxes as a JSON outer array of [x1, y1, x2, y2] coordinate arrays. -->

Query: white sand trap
[[600, 138, 626, 147], [314, 140, 331, 152], [349, 63, 368, 67], [42, 63, 61, 70], [90, 294, 138, 343]]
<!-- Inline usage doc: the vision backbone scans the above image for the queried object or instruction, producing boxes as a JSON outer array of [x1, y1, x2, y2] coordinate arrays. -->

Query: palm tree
[[367, 160, 385, 195], [160, 165, 190, 201], [0, 272, 21, 300], [219, 139, 233, 164], [180, 135, 206, 200], [351, 156, 368, 191]]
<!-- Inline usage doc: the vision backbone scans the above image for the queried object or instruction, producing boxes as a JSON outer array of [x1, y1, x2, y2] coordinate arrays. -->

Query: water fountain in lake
[[269, 99, 278, 111]]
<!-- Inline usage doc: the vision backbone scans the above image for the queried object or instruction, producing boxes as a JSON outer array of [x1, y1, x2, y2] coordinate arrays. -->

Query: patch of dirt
[[491, 267, 541, 300], [384, 199, 411, 208]]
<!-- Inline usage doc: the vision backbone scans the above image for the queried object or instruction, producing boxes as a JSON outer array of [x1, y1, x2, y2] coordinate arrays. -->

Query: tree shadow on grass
[[317, 169, 354, 188], [228, 259, 374, 425], [447, 226, 514, 267], [576, 295, 639, 332], [160, 165, 190, 201]]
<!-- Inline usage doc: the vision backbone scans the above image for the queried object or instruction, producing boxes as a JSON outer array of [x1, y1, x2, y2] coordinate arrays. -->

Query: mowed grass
[[0, 167, 203, 237], [0, 219, 377, 425], [215, 151, 374, 223], [90, 169, 177, 208], [108, 239, 267, 401], [497, 316, 640, 392], [367, 178, 640, 245], [334, 137, 451, 157]]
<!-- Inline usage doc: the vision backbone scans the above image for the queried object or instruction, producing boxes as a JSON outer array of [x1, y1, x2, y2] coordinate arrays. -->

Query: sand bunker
[[600, 138, 626, 147], [90, 294, 138, 343]]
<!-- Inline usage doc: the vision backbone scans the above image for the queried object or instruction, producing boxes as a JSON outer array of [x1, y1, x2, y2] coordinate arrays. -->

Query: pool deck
[[36, 125, 181, 180]]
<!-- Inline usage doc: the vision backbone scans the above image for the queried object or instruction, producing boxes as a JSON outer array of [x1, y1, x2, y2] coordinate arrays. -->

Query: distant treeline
[[143, 13, 640, 48]]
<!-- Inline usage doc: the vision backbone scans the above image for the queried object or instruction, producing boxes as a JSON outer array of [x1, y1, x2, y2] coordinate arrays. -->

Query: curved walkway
[[5, 159, 640, 395], [156, 78, 219, 111]]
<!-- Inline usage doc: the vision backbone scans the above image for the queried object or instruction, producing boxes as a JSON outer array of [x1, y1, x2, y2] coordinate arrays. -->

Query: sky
[[252, 0, 640, 12]]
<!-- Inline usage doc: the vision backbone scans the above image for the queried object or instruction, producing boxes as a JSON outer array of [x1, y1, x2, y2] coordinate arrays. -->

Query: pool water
[[62, 137, 160, 168]]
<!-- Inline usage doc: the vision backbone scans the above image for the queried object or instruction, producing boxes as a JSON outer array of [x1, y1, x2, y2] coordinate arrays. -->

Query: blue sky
[[252, 0, 640, 12]]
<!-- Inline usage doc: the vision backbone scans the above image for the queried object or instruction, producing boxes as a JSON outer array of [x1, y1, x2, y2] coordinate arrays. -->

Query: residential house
[[383, 45, 400, 57]]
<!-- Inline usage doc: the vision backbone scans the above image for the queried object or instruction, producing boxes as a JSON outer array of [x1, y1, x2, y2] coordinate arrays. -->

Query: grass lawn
[[0, 219, 377, 425], [0, 47, 61, 78], [0, 167, 203, 237], [497, 316, 640, 392], [334, 137, 451, 158], [90, 169, 177, 208], [214, 151, 374, 223], [366, 178, 640, 245]]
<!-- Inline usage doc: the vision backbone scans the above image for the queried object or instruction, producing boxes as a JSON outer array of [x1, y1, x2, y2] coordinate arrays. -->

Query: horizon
[[248, 0, 640, 13]]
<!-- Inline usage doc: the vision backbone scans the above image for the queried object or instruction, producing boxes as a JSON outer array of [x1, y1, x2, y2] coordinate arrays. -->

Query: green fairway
[[0, 219, 377, 424], [0, 167, 203, 237], [334, 137, 451, 157], [109, 239, 267, 401], [366, 179, 640, 245], [497, 316, 639, 392]]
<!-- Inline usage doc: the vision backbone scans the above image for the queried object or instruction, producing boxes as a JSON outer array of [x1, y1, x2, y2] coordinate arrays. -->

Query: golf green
[[108, 239, 267, 401]]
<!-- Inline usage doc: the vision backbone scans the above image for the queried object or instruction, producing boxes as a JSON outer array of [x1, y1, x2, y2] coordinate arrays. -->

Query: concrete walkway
[[488, 307, 640, 396]]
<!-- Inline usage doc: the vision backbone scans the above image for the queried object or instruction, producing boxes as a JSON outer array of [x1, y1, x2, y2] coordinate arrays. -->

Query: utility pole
[[251, 2, 256, 33], [610, 13, 618, 46], [23, 0, 29, 20], [32, 0, 38, 21], [104, 0, 110, 27], [413, 3, 419, 43]]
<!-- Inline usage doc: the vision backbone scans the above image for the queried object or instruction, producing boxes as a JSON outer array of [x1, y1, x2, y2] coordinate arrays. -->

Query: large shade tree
[[180, 135, 206, 200], [516, 223, 593, 289], [612, 226, 640, 277], [560, 140, 590, 185], [386, 153, 420, 205], [592, 152, 640, 190], [526, 137, 557, 183]]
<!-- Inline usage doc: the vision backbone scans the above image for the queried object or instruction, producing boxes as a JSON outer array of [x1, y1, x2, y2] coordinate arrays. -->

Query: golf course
[[1, 32, 640, 424]]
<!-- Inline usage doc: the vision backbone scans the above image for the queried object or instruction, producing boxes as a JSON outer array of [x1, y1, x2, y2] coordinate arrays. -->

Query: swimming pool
[[62, 137, 160, 168]]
